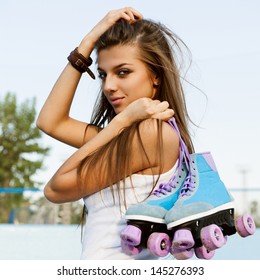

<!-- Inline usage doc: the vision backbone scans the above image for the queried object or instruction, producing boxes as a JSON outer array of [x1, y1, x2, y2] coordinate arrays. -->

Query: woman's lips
[[110, 97, 124, 105]]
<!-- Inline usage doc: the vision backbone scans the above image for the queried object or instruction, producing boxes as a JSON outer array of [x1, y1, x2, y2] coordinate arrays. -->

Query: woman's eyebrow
[[97, 63, 133, 72]]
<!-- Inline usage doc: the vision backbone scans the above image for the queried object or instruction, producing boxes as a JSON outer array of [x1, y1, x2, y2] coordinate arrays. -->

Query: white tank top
[[80, 162, 177, 260]]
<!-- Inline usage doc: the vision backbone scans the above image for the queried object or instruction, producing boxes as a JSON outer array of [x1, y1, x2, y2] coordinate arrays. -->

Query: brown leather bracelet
[[67, 48, 95, 79]]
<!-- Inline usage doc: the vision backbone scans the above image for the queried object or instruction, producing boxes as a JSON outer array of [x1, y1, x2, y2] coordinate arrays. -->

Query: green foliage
[[0, 92, 50, 223]]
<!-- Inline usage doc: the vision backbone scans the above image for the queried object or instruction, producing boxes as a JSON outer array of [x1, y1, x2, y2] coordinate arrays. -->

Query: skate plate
[[125, 220, 168, 248], [170, 208, 236, 249]]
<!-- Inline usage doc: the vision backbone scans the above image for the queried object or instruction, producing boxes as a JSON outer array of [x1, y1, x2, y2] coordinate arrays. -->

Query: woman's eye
[[98, 72, 106, 80], [118, 69, 129, 76]]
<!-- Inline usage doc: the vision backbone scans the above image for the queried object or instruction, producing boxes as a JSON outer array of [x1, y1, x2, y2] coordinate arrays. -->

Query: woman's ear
[[151, 74, 160, 98], [152, 75, 160, 88]]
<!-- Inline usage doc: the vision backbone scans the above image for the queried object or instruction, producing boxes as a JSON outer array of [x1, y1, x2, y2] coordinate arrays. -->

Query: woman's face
[[97, 44, 158, 114]]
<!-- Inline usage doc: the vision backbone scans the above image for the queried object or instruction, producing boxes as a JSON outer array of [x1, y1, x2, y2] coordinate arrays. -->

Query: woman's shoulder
[[137, 118, 179, 171], [138, 118, 179, 144]]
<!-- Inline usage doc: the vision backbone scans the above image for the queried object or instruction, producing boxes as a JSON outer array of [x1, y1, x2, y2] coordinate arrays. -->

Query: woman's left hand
[[119, 97, 174, 125]]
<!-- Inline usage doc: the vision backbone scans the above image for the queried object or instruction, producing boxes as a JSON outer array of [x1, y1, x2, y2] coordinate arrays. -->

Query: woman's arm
[[44, 99, 176, 203], [36, 61, 98, 148], [37, 8, 144, 148]]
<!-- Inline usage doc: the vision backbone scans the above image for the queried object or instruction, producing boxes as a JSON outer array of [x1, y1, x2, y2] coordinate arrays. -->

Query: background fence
[[1, 187, 260, 225]]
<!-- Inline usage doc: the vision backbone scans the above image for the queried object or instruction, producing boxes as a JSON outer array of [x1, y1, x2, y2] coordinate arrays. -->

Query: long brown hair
[[78, 19, 194, 209]]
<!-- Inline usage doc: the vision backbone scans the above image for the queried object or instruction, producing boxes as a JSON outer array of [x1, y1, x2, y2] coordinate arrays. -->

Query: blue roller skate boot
[[120, 118, 190, 257], [165, 152, 255, 260]]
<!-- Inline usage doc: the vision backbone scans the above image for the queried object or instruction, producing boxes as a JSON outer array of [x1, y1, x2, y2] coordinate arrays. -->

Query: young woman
[[37, 7, 194, 259]]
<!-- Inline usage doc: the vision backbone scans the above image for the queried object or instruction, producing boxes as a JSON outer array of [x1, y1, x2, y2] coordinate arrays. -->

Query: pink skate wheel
[[120, 225, 141, 246], [172, 229, 195, 249], [171, 247, 194, 260], [200, 224, 225, 251], [224, 235, 228, 245], [195, 246, 215, 260], [235, 214, 256, 237], [147, 232, 170, 257], [121, 240, 142, 255]]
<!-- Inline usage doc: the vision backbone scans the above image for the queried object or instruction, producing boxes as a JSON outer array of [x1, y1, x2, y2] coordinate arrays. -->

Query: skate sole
[[167, 201, 235, 229], [125, 214, 164, 224]]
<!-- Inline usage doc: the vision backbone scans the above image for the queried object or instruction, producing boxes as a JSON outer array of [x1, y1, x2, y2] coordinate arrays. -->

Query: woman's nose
[[103, 75, 117, 93]]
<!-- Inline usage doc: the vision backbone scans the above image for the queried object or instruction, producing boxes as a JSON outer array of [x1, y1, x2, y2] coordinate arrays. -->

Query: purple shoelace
[[168, 118, 198, 198], [152, 117, 192, 197]]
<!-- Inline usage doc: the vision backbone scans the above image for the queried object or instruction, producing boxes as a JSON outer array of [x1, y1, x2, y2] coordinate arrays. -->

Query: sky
[[1, 0, 260, 193]]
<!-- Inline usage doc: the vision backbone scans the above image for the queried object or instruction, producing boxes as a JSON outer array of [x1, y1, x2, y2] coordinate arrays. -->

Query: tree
[[0, 92, 50, 223]]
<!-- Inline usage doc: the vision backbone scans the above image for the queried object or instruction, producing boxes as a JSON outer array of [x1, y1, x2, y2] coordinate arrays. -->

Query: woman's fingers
[[152, 109, 175, 121], [155, 101, 170, 112], [137, 99, 173, 119], [148, 100, 169, 114], [121, 98, 174, 123], [107, 7, 143, 24], [123, 7, 143, 22], [149, 100, 174, 120]]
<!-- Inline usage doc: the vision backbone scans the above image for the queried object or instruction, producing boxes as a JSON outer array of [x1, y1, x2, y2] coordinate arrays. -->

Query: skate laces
[[178, 173, 196, 197], [178, 159, 197, 197], [152, 181, 177, 197], [152, 161, 184, 197], [167, 118, 197, 198], [152, 118, 189, 198]]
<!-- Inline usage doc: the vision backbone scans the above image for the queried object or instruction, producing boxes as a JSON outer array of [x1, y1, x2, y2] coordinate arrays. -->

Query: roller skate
[[165, 152, 256, 260], [120, 118, 189, 257]]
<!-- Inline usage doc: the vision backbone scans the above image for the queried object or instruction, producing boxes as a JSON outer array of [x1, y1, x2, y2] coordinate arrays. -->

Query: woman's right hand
[[119, 97, 175, 125], [78, 7, 143, 55]]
